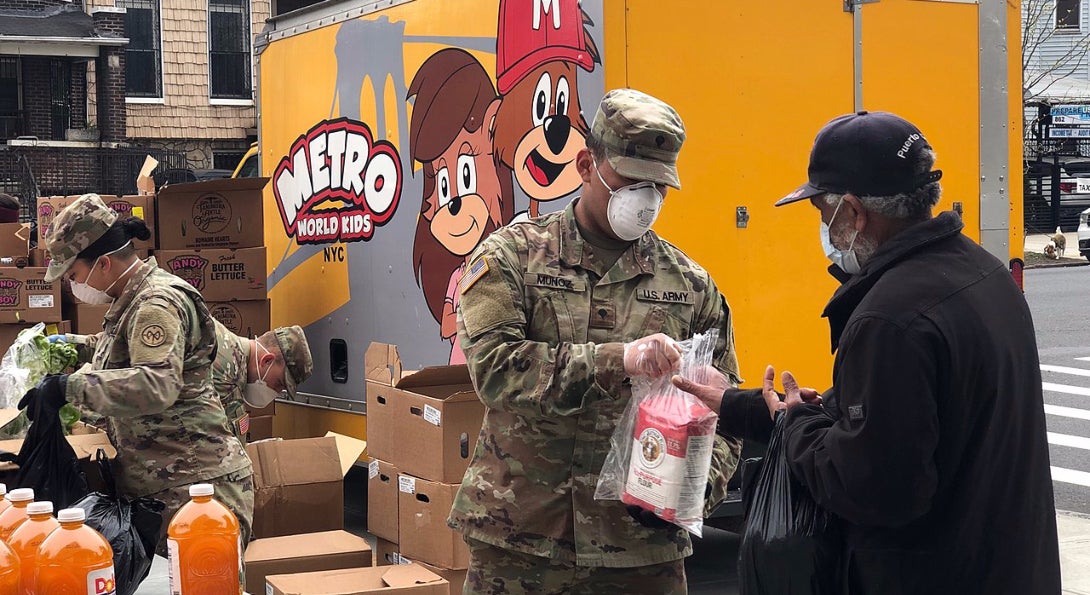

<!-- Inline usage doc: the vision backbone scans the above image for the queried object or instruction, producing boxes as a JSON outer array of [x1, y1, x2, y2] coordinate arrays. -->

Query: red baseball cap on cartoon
[[496, 0, 595, 95]]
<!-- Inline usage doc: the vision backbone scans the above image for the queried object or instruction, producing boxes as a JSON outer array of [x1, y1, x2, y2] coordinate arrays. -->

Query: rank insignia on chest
[[590, 302, 616, 329], [459, 256, 490, 295]]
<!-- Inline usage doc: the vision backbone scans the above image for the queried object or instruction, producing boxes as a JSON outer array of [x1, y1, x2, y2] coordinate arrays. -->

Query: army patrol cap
[[590, 88, 686, 190], [43, 193, 118, 283], [274, 325, 313, 397]]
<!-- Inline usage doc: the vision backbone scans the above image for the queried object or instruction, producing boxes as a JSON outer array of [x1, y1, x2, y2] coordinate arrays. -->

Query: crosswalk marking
[[1044, 404, 1090, 421], [1077, 357, 1090, 362], [1041, 364, 1090, 378], [1042, 382, 1090, 397], [1048, 432, 1090, 450], [1051, 466, 1090, 487]]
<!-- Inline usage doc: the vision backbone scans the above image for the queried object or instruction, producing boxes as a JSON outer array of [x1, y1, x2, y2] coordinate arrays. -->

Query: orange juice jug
[[9, 501, 60, 595], [167, 483, 242, 595], [35, 508, 115, 595], [0, 537, 19, 595], [0, 489, 33, 543], [0, 484, 11, 517]]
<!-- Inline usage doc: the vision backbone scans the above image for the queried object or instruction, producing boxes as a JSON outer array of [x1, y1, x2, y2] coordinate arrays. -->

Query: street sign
[[1054, 115, 1090, 125], [1051, 104, 1090, 118], [1049, 127, 1090, 138], [1077, 179, 1090, 193]]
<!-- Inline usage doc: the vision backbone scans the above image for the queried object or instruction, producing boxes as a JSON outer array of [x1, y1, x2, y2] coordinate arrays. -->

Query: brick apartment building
[[0, 0, 267, 209]]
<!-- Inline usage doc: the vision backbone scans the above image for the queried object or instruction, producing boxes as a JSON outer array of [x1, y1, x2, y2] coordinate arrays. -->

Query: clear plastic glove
[[46, 335, 66, 344], [623, 333, 682, 379]]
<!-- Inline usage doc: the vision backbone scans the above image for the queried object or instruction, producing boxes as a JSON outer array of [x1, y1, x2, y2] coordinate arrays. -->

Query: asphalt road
[[1025, 264, 1090, 515]]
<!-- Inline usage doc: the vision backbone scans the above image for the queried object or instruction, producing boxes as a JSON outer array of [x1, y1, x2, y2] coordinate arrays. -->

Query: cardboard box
[[365, 343, 485, 483], [207, 300, 270, 338], [415, 562, 467, 595], [156, 178, 268, 250], [0, 223, 30, 262], [397, 475, 469, 570], [0, 321, 70, 357], [243, 530, 372, 594], [247, 415, 274, 442], [66, 303, 110, 334], [0, 267, 61, 324], [155, 247, 267, 302], [246, 432, 367, 539], [265, 564, 447, 595], [103, 195, 156, 250], [36, 195, 75, 239], [37, 196, 155, 250], [368, 459, 399, 543], [373, 538, 404, 567]]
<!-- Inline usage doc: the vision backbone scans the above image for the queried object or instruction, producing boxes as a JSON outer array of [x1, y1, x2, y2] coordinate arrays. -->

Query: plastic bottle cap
[[7, 489, 33, 502], [27, 502, 53, 515], [57, 509, 85, 523], [189, 484, 214, 498]]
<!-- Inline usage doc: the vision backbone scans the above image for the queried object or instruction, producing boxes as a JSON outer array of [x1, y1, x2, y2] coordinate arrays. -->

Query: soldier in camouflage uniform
[[449, 89, 744, 594], [211, 318, 313, 443], [22, 194, 255, 563]]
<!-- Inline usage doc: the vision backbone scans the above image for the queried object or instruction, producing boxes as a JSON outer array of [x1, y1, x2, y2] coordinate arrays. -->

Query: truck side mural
[[264, 0, 604, 400]]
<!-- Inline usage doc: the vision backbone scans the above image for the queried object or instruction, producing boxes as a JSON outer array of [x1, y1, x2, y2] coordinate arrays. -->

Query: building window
[[119, 0, 162, 97], [213, 151, 246, 170], [209, 0, 252, 100], [1057, 0, 1081, 30]]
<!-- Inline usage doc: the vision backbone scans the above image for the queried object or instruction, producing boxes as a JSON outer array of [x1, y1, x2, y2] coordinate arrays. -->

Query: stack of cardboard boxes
[[0, 219, 67, 357], [241, 431, 452, 593], [152, 178, 275, 441], [364, 342, 487, 595]]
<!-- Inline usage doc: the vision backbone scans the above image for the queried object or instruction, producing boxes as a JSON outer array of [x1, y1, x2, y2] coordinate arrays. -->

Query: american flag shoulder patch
[[237, 413, 250, 436], [459, 256, 490, 295]]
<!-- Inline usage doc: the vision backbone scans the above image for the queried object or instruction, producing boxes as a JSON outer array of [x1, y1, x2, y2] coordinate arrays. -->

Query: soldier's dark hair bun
[[120, 216, 152, 242]]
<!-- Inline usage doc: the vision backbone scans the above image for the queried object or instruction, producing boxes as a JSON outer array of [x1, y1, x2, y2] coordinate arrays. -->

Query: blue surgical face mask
[[819, 197, 861, 275]]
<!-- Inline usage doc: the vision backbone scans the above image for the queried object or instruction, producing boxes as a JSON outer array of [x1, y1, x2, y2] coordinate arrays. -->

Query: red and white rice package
[[595, 330, 720, 536]]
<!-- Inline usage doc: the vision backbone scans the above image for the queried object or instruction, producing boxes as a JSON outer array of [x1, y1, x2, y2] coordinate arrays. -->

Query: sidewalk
[[1025, 232, 1087, 268], [1060, 510, 1090, 595]]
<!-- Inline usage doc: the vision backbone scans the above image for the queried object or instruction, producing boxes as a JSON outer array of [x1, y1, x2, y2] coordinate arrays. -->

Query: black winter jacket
[[720, 212, 1061, 595]]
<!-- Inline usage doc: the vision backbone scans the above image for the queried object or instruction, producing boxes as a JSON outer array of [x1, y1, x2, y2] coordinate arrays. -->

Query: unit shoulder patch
[[140, 324, 167, 348]]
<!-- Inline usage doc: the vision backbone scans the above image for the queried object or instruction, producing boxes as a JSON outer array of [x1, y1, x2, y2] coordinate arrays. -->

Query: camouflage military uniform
[[43, 194, 253, 561], [448, 202, 743, 572], [210, 318, 250, 444]]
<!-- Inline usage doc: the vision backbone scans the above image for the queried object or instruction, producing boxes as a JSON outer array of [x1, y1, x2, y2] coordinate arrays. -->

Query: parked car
[[1078, 207, 1090, 262], [1024, 158, 1090, 232], [153, 167, 233, 188]]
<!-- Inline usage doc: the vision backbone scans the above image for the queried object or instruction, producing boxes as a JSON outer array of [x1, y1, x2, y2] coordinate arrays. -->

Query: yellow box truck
[[255, 0, 1024, 463]]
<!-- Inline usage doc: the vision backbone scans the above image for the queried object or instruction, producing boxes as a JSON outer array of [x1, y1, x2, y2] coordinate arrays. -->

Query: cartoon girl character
[[409, 49, 514, 364]]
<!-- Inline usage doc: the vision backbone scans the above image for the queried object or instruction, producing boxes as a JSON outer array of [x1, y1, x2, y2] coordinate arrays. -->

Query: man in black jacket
[[674, 111, 1061, 594]]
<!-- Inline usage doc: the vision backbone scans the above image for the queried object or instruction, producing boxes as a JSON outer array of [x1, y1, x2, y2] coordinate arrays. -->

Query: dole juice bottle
[[0, 489, 33, 543], [0, 537, 19, 595], [167, 483, 242, 595], [0, 484, 11, 517], [35, 508, 116, 595], [8, 501, 59, 595]]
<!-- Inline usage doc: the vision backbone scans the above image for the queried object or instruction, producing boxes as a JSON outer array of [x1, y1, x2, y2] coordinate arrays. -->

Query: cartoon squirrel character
[[409, 49, 514, 364], [494, 0, 600, 220]]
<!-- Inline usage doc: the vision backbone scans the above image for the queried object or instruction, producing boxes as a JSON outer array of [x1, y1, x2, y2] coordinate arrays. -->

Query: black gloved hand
[[626, 505, 674, 530], [18, 374, 69, 420]]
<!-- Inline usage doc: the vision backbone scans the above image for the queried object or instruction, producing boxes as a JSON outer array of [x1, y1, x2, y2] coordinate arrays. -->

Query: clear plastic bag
[[595, 330, 720, 536], [0, 323, 81, 439]]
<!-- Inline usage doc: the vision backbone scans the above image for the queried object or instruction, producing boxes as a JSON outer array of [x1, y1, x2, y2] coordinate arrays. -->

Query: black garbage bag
[[738, 411, 842, 595], [73, 449, 165, 595], [1, 384, 89, 509]]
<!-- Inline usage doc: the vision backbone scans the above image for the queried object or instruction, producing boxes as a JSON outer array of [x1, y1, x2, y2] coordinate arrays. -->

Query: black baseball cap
[[776, 111, 943, 206]]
